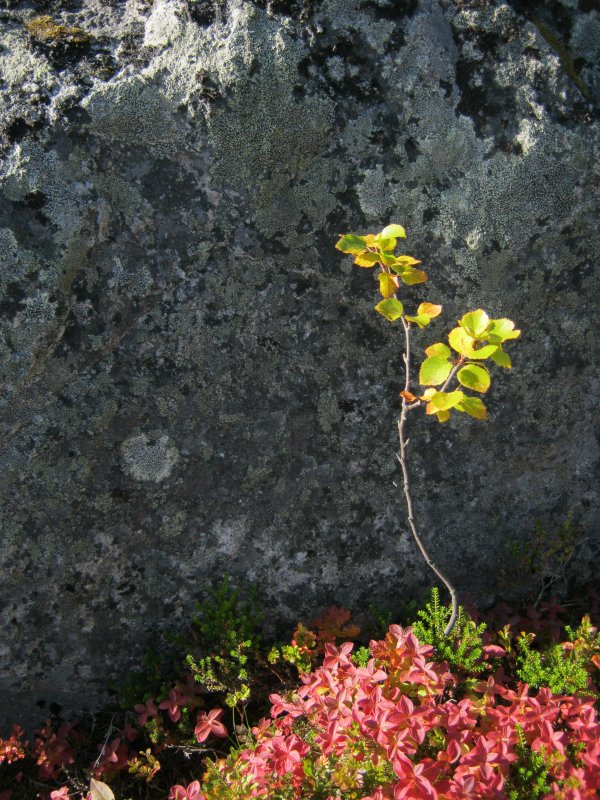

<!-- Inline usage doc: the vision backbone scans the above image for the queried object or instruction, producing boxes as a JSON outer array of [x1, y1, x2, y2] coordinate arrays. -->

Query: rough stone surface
[[0, 0, 598, 727]]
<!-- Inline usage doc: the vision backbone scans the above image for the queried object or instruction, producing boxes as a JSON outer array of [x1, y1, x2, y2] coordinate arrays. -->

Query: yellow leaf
[[417, 302, 442, 318], [378, 272, 399, 298]]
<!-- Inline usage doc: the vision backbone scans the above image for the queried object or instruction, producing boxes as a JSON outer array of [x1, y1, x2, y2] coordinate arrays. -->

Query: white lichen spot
[[121, 432, 179, 482], [212, 518, 246, 557], [515, 119, 538, 156], [356, 166, 393, 219], [144, 0, 184, 49], [465, 227, 483, 251]]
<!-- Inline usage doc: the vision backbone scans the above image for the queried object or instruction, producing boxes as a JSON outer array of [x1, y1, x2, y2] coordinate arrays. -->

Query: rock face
[[0, 0, 598, 726]]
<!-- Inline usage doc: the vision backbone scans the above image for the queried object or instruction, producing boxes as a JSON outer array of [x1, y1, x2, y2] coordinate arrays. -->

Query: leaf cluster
[[419, 309, 520, 423], [412, 587, 487, 673], [505, 727, 553, 800], [516, 615, 600, 695], [185, 577, 261, 707], [336, 226, 520, 424]]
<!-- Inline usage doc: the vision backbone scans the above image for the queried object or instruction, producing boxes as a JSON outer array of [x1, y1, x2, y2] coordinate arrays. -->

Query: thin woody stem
[[398, 318, 458, 636]]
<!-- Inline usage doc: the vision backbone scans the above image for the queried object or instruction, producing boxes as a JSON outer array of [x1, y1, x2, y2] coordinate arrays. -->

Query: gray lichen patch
[[121, 432, 180, 482]]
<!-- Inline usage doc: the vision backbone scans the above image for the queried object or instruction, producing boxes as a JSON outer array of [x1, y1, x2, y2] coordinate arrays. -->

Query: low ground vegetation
[[1, 582, 599, 800]]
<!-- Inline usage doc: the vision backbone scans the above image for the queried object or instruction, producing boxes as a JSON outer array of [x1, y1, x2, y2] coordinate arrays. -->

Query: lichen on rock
[[0, 0, 598, 727]]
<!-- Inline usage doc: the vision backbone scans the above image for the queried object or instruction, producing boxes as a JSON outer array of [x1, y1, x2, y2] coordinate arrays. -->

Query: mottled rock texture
[[0, 0, 598, 726]]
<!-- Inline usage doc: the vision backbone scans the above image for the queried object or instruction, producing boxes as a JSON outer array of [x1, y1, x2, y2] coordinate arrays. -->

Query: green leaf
[[353, 252, 380, 267], [419, 356, 453, 386], [405, 313, 431, 329], [380, 251, 398, 267], [399, 268, 428, 285], [436, 409, 451, 423], [335, 234, 367, 255], [490, 348, 512, 368], [456, 396, 487, 420], [448, 328, 498, 360], [378, 272, 399, 299], [425, 342, 451, 359], [427, 390, 465, 411], [380, 224, 407, 239], [487, 317, 520, 342], [460, 309, 490, 338], [448, 326, 476, 357], [376, 236, 396, 251], [90, 780, 115, 800], [468, 344, 498, 360], [375, 298, 404, 321], [457, 364, 490, 393]]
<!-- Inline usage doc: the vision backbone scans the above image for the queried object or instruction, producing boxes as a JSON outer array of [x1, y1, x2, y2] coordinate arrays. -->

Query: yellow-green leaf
[[395, 255, 421, 267], [336, 234, 367, 255], [436, 409, 451, 423], [457, 364, 490, 393], [354, 252, 380, 267], [405, 313, 431, 329], [488, 318, 521, 342], [378, 272, 399, 299], [376, 236, 396, 251], [448, 326, 476, 357], [380, 251, 398, 267], [375, 298, 404, 321], [490, 348, 512, 368], [456, 396, 487, 420], [425, 342, 451, 359], [417, 302, 442, 318], [469, 344, 498, 360], [400, 268, 427, 285], [419, 356, 452, 386], [460, 309, 490, 338], [426, 390, 465, 411], [380, 224, 406, 239]]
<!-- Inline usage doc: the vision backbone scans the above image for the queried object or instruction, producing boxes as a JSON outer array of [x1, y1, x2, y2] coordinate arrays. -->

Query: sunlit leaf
[[376, 236, 396, 251], [378, 272, 399, 298], [90, 780, 115, 800], [425, 342, 451, 359], [456, 396, 488, 420], [460, 309, 490, 338], [336, 234, 367, 255], [419, 356, 452, 386], [395, 255, 421, 267], [400, 390, 417, 403], [380, 224, 407, 239], [380, 251, 398, 267], [354, 252, 380, 267], [405, 313, 431, 329], [490, 348, 512, 368], [417, 302, 442, 318], [364, 234, 377, 246], [436, 409, 450, 423], [457, 364, 490, 393], [400, 268, 428, 285], [428, 390, 465, 410], [448, 326, 476, 356], [468, 344, 498, 360], [374, 298, 404, 321], [488, 317, 520, 342]]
